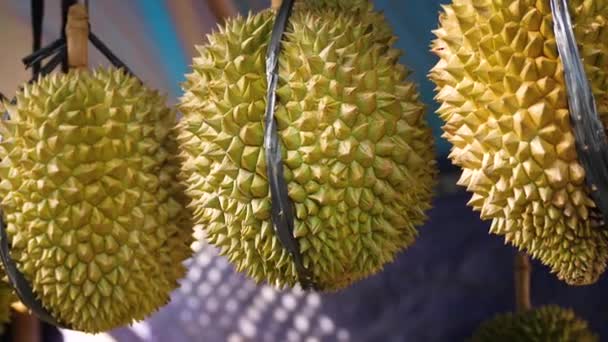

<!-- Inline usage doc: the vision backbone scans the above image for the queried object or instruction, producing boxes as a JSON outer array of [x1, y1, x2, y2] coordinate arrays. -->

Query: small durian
[[470, 305, 598, 342], [429, 0, 608, 285], [178, 0, 436, 290], [0, 68, 193, 332]]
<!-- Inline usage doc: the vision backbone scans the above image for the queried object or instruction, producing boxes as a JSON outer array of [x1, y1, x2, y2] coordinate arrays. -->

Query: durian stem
[[515, 252, 532, 312], [65, 3, 88, 70], [271, 0, 282, 10], [206, 0, 238, 23], [12, 311, 40, 342]]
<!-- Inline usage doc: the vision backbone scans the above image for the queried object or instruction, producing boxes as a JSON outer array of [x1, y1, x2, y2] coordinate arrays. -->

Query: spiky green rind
[[0, 68, 193, 332], [161, 128, 195, 284], [178, 4, 436, 291], [0, 107, 16, 334], [430, 0, 608, 285], [294, 0, 372, 11], [470, 305, 598, 342]]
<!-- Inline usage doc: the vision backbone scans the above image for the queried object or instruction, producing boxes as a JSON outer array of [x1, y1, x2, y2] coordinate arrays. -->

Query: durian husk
[[429, 0, 608, 285], [0, 68, 193, 332], [178, 0, 437, 291], [0, 104, 16, 334], [470, 305, 598, 342]]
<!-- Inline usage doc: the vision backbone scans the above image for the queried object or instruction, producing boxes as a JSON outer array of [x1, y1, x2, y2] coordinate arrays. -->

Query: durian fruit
[[178, 0, 436, 291], [470, 305, 598, 342], [0, 106, 16, 335], [0, 68, 193, 332], [429, 0, 608, 285]]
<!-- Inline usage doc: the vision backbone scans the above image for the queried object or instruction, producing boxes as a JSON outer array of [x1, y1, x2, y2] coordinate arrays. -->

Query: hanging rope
[[22, 38, 66, 72], [264, 0, 316, 290], [0, 216, 66, 327], [31, 0, 44, 78], [551, 0, 608, 229], [21, 0, 137, 79], [89, 32, 135, 76]]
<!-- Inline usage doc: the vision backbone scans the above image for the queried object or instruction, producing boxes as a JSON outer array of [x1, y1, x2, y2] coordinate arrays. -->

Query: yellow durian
[[430, 0, 608, 285], [0, 68, 193, 332], [178, 0, 437, 290]]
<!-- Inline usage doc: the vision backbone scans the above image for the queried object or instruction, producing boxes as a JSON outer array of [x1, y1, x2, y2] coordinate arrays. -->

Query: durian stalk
[[66, 4, 88, 69], [515, 252, 532, 312], [206, 0, 238, 23], [12, 311, 40, 342], [271, 0, 282, 10], [10, 301, 28, 314]]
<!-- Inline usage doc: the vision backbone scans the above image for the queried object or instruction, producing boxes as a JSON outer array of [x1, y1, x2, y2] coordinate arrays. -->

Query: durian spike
[[515, 252, 532, 312], [66, 4, 89, 70], [271, 0, 282, 10]]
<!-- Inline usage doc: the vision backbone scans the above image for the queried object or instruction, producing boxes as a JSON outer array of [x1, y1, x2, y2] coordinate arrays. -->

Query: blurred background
[[1, 0, 608, 341]]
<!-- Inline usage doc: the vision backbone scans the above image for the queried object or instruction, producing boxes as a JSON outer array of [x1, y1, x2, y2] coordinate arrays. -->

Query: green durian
[[0, 68, 193, 332], [178, 0, 436, 290], [471, 305, 598, 342], [429, 0, 608, 285]]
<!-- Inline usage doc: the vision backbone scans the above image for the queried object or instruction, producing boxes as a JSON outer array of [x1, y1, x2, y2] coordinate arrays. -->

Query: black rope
[[23, 38, 66, 70], [0, 216, 68, 328], [89, 32, 136, 77], [551, 0, 608, 228], [39, 49, 67, 77], [22, 4, 137, 79], [264, 0, 316, 290], [31, 0, 44, 78]]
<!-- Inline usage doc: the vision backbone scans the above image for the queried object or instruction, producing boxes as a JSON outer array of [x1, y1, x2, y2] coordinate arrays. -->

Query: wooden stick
[[514, 252, 532, 312], [271, 0, 282, 10], [12, 311, 40, 342], [206, 0, 238, 23], [66, 3, 89, 70]]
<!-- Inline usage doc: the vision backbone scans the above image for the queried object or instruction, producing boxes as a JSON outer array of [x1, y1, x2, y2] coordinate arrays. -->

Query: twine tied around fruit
[[551, 0, 608, 228], [0, 213, 66, 328], [265, 0, 317, 290]]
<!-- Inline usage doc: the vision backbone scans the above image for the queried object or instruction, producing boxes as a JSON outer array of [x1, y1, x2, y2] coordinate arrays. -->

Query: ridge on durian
[[429, 0, 608, 285], [178, 0, 436, 291], [0, 68, 193, 332], [470, 305, 598, 342]]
